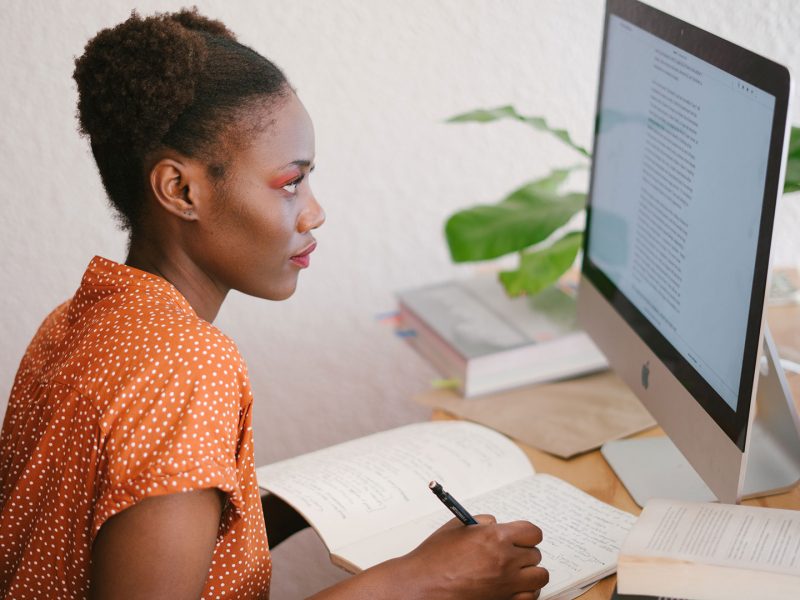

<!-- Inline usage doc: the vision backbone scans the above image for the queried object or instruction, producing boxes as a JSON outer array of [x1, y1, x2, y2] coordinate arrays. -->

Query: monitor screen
[[588, 14, 776, 412], [583, 1, 788, 450]]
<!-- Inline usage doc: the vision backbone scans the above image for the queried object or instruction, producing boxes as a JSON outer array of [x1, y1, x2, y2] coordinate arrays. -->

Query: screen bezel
[[582, 0, 791, 450]]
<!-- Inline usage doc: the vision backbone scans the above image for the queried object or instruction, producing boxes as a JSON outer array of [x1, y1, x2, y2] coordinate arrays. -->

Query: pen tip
[[428, 480, 437, 489]]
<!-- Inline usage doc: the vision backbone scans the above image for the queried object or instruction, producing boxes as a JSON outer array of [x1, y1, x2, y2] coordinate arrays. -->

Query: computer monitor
[[577, 0, 800, 505]]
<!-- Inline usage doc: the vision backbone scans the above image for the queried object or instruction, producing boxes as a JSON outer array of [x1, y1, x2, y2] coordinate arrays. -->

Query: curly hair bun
[[72, 8, 288, 232], [73, 9, 233, 153]]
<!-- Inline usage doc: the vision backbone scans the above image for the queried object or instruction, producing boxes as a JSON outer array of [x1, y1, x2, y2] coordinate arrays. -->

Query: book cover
[[396, 275, 607, 396]]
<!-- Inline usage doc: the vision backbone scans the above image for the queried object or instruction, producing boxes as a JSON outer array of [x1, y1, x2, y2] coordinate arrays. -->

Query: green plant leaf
[[521, 167, 573, 193], [447, 105, 591, 158], [499, 231, 583, 297], [785, 126, 800, 194], [445, 173, 586, 262]]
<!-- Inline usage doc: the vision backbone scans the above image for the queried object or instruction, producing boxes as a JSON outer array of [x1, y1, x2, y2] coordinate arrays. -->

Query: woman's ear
[[149, 157, 207, 222]]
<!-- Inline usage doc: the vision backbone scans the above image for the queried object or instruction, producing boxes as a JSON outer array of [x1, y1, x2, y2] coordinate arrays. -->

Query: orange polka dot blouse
[[0, 256, 271, 598]]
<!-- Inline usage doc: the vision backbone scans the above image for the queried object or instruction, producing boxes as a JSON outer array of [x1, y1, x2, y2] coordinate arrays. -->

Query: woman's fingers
[[474, 513, 498, 525], [513, 546, 542, 569], [501, 519, 544, 548], [518, 565, 550, 592], [409, 513, 549, 600], [511, 592, 540, 600], [432, 513, 497, 533]]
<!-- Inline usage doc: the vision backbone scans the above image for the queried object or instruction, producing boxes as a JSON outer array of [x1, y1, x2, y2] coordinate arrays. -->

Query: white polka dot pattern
[[0, 256, 271, 598]]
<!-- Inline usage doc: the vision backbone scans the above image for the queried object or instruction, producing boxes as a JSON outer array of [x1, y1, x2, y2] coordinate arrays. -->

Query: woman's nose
[[299, 191, 325, 232]]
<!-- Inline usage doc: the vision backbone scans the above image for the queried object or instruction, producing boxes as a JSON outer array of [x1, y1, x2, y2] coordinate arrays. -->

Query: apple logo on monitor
[[641, 361, 650, 390]]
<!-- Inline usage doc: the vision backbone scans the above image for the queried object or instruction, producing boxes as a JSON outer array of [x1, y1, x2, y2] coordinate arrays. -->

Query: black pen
[[429, 480, 478, 525]]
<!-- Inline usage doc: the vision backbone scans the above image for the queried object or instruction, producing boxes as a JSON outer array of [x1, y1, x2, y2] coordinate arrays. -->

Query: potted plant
[[444, 105, 800, 297]]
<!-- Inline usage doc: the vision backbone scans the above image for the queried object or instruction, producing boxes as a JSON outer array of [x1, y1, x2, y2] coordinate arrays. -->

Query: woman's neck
[[125, 237, 229, 323]]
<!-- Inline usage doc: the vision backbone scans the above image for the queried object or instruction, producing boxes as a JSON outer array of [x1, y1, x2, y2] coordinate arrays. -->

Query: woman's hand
[[308, 514, 548, 600], [401, 514, 548, 600]]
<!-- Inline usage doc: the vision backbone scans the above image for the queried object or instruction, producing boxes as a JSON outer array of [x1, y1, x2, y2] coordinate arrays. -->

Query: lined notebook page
[[337, 474, 636, 599], [256, 421, 533, 550]]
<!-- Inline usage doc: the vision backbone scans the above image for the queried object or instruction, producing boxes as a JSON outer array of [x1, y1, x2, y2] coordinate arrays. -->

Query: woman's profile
[[0, 9, 548, 599]]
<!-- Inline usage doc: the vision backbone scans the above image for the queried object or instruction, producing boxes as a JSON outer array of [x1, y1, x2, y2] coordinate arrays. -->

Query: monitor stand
[[601, 326, 800, 507]]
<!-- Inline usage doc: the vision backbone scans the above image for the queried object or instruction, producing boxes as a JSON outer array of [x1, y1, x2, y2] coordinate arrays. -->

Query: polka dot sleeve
[[91, 357, 247, 543], [1, 257, 271, 598]]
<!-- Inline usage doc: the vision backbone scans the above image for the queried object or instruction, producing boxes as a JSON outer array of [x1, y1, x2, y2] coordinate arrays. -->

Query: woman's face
[[189, 92, 325, 301]]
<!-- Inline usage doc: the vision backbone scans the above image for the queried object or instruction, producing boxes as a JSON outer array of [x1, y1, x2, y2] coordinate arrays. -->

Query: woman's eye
[[282, 175, 304, 194]]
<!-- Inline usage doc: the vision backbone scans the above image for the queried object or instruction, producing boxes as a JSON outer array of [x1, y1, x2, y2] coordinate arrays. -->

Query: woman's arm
[[308, 515, 549, 600], [90, 498, 547, 600], [89, 489, 224, 599]]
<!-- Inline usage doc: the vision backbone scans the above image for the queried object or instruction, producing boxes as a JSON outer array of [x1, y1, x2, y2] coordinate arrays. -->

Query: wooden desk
[[432, 303, 800, 600]]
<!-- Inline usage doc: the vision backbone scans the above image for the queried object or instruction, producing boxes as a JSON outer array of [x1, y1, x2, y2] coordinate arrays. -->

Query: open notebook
[[256, 421, 636, 599]]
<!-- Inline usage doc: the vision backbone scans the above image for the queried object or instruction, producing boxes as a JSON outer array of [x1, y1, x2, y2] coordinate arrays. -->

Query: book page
[[622, 499, 800, 576], [335, 474, 636, 599], [256, 421, 533, 550], [471, 475, 636, 597]]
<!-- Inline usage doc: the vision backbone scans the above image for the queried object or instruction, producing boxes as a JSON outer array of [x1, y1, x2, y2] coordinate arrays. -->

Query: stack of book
[[396, 274, 607, 397]]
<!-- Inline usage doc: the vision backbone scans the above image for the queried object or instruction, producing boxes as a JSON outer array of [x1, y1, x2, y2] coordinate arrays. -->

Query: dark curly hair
[[73, 8, 290, 232]]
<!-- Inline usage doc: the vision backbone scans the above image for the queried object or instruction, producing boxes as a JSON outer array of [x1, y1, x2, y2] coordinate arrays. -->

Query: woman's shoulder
[[102, 283, 241, 356], [12, 299, 74, 386], [66, 286, 250, 402]]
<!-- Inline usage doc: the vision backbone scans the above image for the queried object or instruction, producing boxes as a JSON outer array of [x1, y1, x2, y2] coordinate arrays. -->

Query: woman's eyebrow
[[283, 159, 314, 169]]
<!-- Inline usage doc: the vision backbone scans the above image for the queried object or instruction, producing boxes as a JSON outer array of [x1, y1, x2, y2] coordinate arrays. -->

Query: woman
[[0, 9, 548, 599]]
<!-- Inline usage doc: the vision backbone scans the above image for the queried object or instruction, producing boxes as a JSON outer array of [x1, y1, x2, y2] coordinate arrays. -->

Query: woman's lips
[[290, 242, 316, 268]]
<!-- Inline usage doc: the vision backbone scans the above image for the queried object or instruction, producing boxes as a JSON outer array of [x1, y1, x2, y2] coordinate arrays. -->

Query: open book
[[256, 421, 635, 600], [617, 498, 800, 599]]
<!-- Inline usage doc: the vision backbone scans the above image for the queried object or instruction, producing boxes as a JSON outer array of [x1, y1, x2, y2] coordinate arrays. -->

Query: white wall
[[2, 1, 799, 597]]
